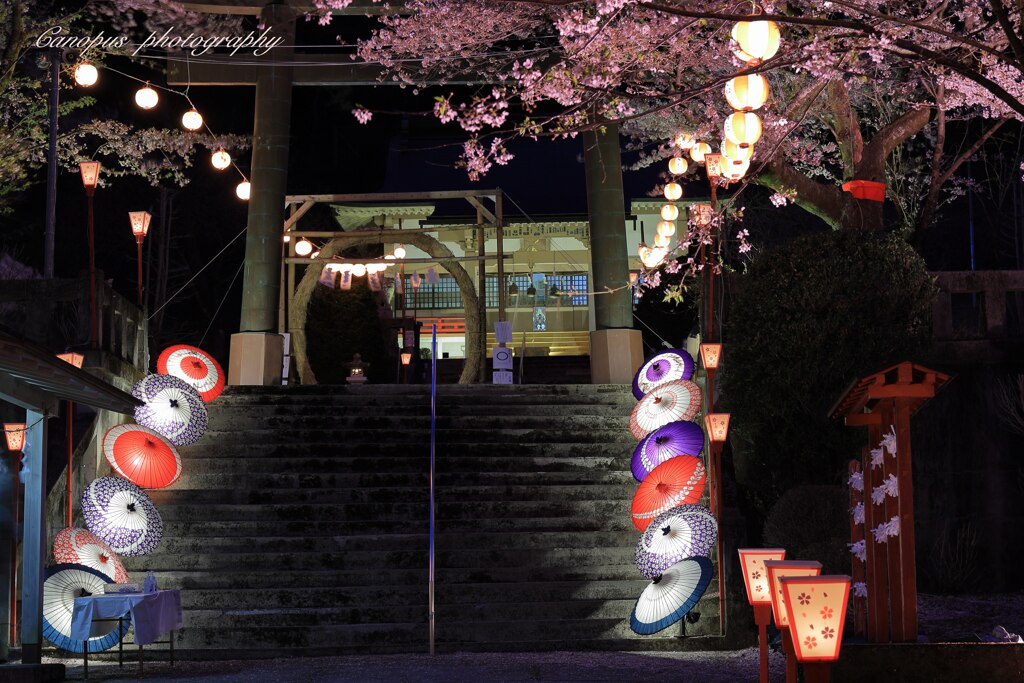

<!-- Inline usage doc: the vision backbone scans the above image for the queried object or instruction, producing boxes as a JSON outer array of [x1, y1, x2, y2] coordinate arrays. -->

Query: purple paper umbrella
[[81, 477, 163, 557], [632, 349, 695, 400], [635, 504, 718, 580], [631, 421, 706, 482], [133, 373, 208, 446]]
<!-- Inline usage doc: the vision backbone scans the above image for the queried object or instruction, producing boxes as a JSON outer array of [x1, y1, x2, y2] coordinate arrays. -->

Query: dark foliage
[[306, 278, 394, 384]]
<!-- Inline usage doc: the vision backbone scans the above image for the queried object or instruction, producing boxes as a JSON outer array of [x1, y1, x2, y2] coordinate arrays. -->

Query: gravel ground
[[46, 648, 787, 683]]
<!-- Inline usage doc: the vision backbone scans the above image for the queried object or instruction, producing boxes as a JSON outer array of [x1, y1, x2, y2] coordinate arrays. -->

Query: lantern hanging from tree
[[732, 19, 781, 63], [74, 62, 98, 87], [722, 139, 753, 162], [668, 157, 688, 175], [664, 182, 683, 201], [661, 204, 679, 221], [674, 132, 695, 150], [724, 112, 763, 147], [135, 84, 158, 109], [211, 149, 231, 170], [725, 73, 770, 111], [657, 221, 676, 237], [690, 142, 712, 163]]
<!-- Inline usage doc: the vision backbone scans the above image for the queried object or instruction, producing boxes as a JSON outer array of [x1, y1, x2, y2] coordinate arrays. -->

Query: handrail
[[428, 323, 437, 655]]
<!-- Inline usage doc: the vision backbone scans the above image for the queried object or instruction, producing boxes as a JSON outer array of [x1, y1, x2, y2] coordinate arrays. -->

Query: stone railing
[[930, 271, 1024, 365]]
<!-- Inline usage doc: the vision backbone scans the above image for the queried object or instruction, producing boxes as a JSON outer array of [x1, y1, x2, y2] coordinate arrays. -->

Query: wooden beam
[[287, 190, 499, 203], [845, 413, 882, 427], [0, 373, 57, 414], [866, 384, 935, 400], [464, 195, 497, 226], [283, 200, 315, 231]]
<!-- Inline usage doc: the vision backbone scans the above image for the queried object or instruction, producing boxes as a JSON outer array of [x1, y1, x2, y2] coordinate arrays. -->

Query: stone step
[[153, 500, 632, 522], [197, 427, 636, 444], [204, 415, 632, 431], [148, 484, 636, 506], [176, 442, 637, 460], [169, 455, 631, 475], [149, 530, 642, 555], [217, 384, 633, 398], [171, 470, 640, 490], [209, 404, 632, 418]]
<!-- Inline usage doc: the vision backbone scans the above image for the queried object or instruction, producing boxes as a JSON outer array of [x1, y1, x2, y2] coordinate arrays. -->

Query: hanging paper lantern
[[674, 132, 695, 150], [689, 142, 712, 163], [722, 139, 753, 162], [732, 20, 781, 63], [211, 148, 232, 170], [724, 112, 763, 147], [74, 63, 98, 87], [668, 157, 688, 175], [656, 221, 676, 237], [352, 263, 367, 277], [660, 204, 679, 221], [294, 239, 313, 256], [725, 74, 770, 111], [664, 182, 683, 201], [394, 244, 407, 259], [725, 158, 751, 181], [134, 84, 158, 109], [181, 108, 203, 131], [235, 180, 251, 200], [639, 246, 668, 269], [653, 233, 671, 248]]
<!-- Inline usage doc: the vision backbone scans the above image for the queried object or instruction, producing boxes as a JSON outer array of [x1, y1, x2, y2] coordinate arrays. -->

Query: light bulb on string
[[211, 148, 231, 170], [235, 180, 251, 200], [660, 204, 679, 221], [135, 83, 159, 109], [74, 62, 98, 87], [182, 108, 204, 131]]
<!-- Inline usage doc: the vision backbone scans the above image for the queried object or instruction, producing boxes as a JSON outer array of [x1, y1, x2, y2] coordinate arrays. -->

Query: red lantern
[[841, 180, 885, 202], [3, 424, 26, 452]]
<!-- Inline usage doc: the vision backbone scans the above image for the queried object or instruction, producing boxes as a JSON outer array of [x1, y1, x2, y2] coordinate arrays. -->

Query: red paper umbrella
[[53, 528, 129, 584], [102, 424, 182, 489], [629, 379, 703, 440], [631, 456, 707, 531], [157, 344, 225, 402]]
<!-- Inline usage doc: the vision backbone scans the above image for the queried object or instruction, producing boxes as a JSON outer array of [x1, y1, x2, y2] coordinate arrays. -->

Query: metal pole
[[496, 191, 505, 323], [43, 50, 60, 279], [428, 324, 437, 655], [136, 240, 144, 307], [86, 192, 97, 347], [21, 410, 48, 664], [65, 403, 73, 528]]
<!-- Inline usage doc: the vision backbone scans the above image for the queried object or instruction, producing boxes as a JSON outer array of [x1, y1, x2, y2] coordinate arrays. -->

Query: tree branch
[[860, 106, 933, 180], [824, 81, 864, 178]]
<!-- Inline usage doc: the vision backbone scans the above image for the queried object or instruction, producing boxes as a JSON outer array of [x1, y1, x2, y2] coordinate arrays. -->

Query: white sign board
[[492, 346, 513, 370], [493, 370, 513, 385], [494, 321, 513, 344]]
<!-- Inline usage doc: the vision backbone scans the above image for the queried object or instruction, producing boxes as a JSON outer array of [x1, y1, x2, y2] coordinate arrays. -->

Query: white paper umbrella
[[629, 379, 702, 440], [630, 557, 714, 635], [82, 477, 163, 557], [53, 527, 129, 583], [635, 505, 718, 579], [132, 373, 208, 446], [43, 563, 130, 653]]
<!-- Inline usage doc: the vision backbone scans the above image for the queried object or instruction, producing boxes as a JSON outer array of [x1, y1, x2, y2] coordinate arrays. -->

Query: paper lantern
[[394, 244, 407, 259], [235, 180, 251, 200], [660, 204, 679, 221], [664, 182, 683, 201], [704, 153, 725, 178], [732, 20, 781, 63], [722, 139, 753, 162], [668, 157, 688, 175], [294, 239, 313, 256], [724, 112, 763, 147], [780, 575, 851, 662], [674, 132, 695, 149], [128, 211, 151, 240], [352, 263, 367, 277], [135, 84, 158, 109], [657, 220, 676, 237], [725, 73, 770, 111], [738, 548, 786, 606], [689, 203, 714, 227], [725, 158, 751, 181], [653, 233, 671, 248], [211, 148, 231, 170], [74, 62, 98, 87], [640, 246, 667, 269], [764, 560, 822, 629], [57, 352, 84, 368], [690, 142, 712, 163], [181, 108, 203, 131], [79, 162, 100, 191], [4, 423, 26, 451], [699, 342, 721, 370], [705, 413, 731, 443]]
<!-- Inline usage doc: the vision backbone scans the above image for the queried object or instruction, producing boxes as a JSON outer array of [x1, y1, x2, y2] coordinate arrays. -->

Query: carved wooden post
[[848, 459, 866, 638]]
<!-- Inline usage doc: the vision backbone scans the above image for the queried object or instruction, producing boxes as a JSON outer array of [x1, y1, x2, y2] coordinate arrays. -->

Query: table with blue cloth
[[71, 589, 182, 677]]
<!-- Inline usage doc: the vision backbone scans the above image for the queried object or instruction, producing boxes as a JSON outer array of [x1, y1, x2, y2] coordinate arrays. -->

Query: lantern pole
[[80, 163, 100, 348], [43, 49, 61, 279]]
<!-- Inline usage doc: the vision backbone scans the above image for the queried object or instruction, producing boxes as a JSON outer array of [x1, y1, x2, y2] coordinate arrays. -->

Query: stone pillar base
[[590, 329, 643, 384], [228, 332, 284, 386]]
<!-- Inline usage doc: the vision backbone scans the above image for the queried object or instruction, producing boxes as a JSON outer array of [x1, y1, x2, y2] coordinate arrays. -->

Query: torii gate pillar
[[228, 1, 295, 385]]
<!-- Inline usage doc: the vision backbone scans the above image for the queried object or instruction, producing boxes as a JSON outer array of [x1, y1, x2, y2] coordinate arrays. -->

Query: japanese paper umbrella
[[631, 420, 706, 482], [635, 504, 718, 579], [631, 456, 707, 531], [632, 349, 695, 399], [132, 373, 208, 447], [82, 477, 163, 557], [630, 557, 714, 635], [53, 527, 129, 584], [157, 344, 225, 402], [43, 563, 130, 653], [103, 423, 181, 489], [629, 379, 702, 440]]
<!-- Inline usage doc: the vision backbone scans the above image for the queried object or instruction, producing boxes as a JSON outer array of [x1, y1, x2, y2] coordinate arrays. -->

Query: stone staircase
[[122, 384, 721, 657]]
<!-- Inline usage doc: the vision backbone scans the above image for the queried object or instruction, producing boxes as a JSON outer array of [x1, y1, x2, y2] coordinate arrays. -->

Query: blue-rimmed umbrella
[[635, 504, 718, 579], [630, 556, 714, 635], [631, 421, 705, 482], [632, 349, 695, 400], [132, 373, 207, 446], [43, 563, 130, 653], [82, 477, 163, 557]]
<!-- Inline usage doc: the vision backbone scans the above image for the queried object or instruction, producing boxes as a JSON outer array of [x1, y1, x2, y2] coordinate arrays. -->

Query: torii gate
[[171, 0, 641, 384]]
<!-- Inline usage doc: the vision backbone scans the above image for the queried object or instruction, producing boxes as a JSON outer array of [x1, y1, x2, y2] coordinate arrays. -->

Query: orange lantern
[[653, 233, 671, 248], [725, 73, 770, 111], [689, 141, 712, 163], [780, 575, 851, 683], [765, 560, 823, 683], [3, 423, 26, 452], [724, 112, 763, 147], [722, 139, 753, 162], [660, 204, 679, 221], [689, 203, 714, 227], [704, 413, 730, 443], [739, 548, 787, 683], [704, 153, 725, 179], [668, 156, 688, 175], [401, 352, 413, 366], [732, 20, 781, 63], [79, 162, 100, 193], [699, 342, 721, 370], [674, 132, 695, 149], [663, 182, 683, 201], [57, 352, 84, 368], [128, 211, 152, 242], [656, 220, 676, 237]]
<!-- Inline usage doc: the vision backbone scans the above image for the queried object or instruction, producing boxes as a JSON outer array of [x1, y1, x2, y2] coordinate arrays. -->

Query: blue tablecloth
[[71, 590, 182, 645]]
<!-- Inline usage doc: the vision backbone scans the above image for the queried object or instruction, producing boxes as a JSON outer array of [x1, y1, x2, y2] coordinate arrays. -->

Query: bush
[[720, 231, 935, 512], [763, 485, 850, 574]]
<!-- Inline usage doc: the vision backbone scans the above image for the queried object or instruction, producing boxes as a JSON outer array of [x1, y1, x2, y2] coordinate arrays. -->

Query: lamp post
[[780, 575, 851, 683], [4, 423, 25, 645], [56, 353, 83, 529], [702, 154, 723, 342], [700, 342, 722, 407], [401, 350, 413, 384], [705, 411, 730, 636], [738, 548, 787, 683], [765, 560, 823, 683], [79, 162, 100, 348], [128, 211, 152, 308]]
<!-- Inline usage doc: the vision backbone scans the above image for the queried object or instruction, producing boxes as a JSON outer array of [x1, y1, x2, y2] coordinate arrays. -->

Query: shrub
[[763, 485, 850, 574], [306, 278, 393, 384]]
